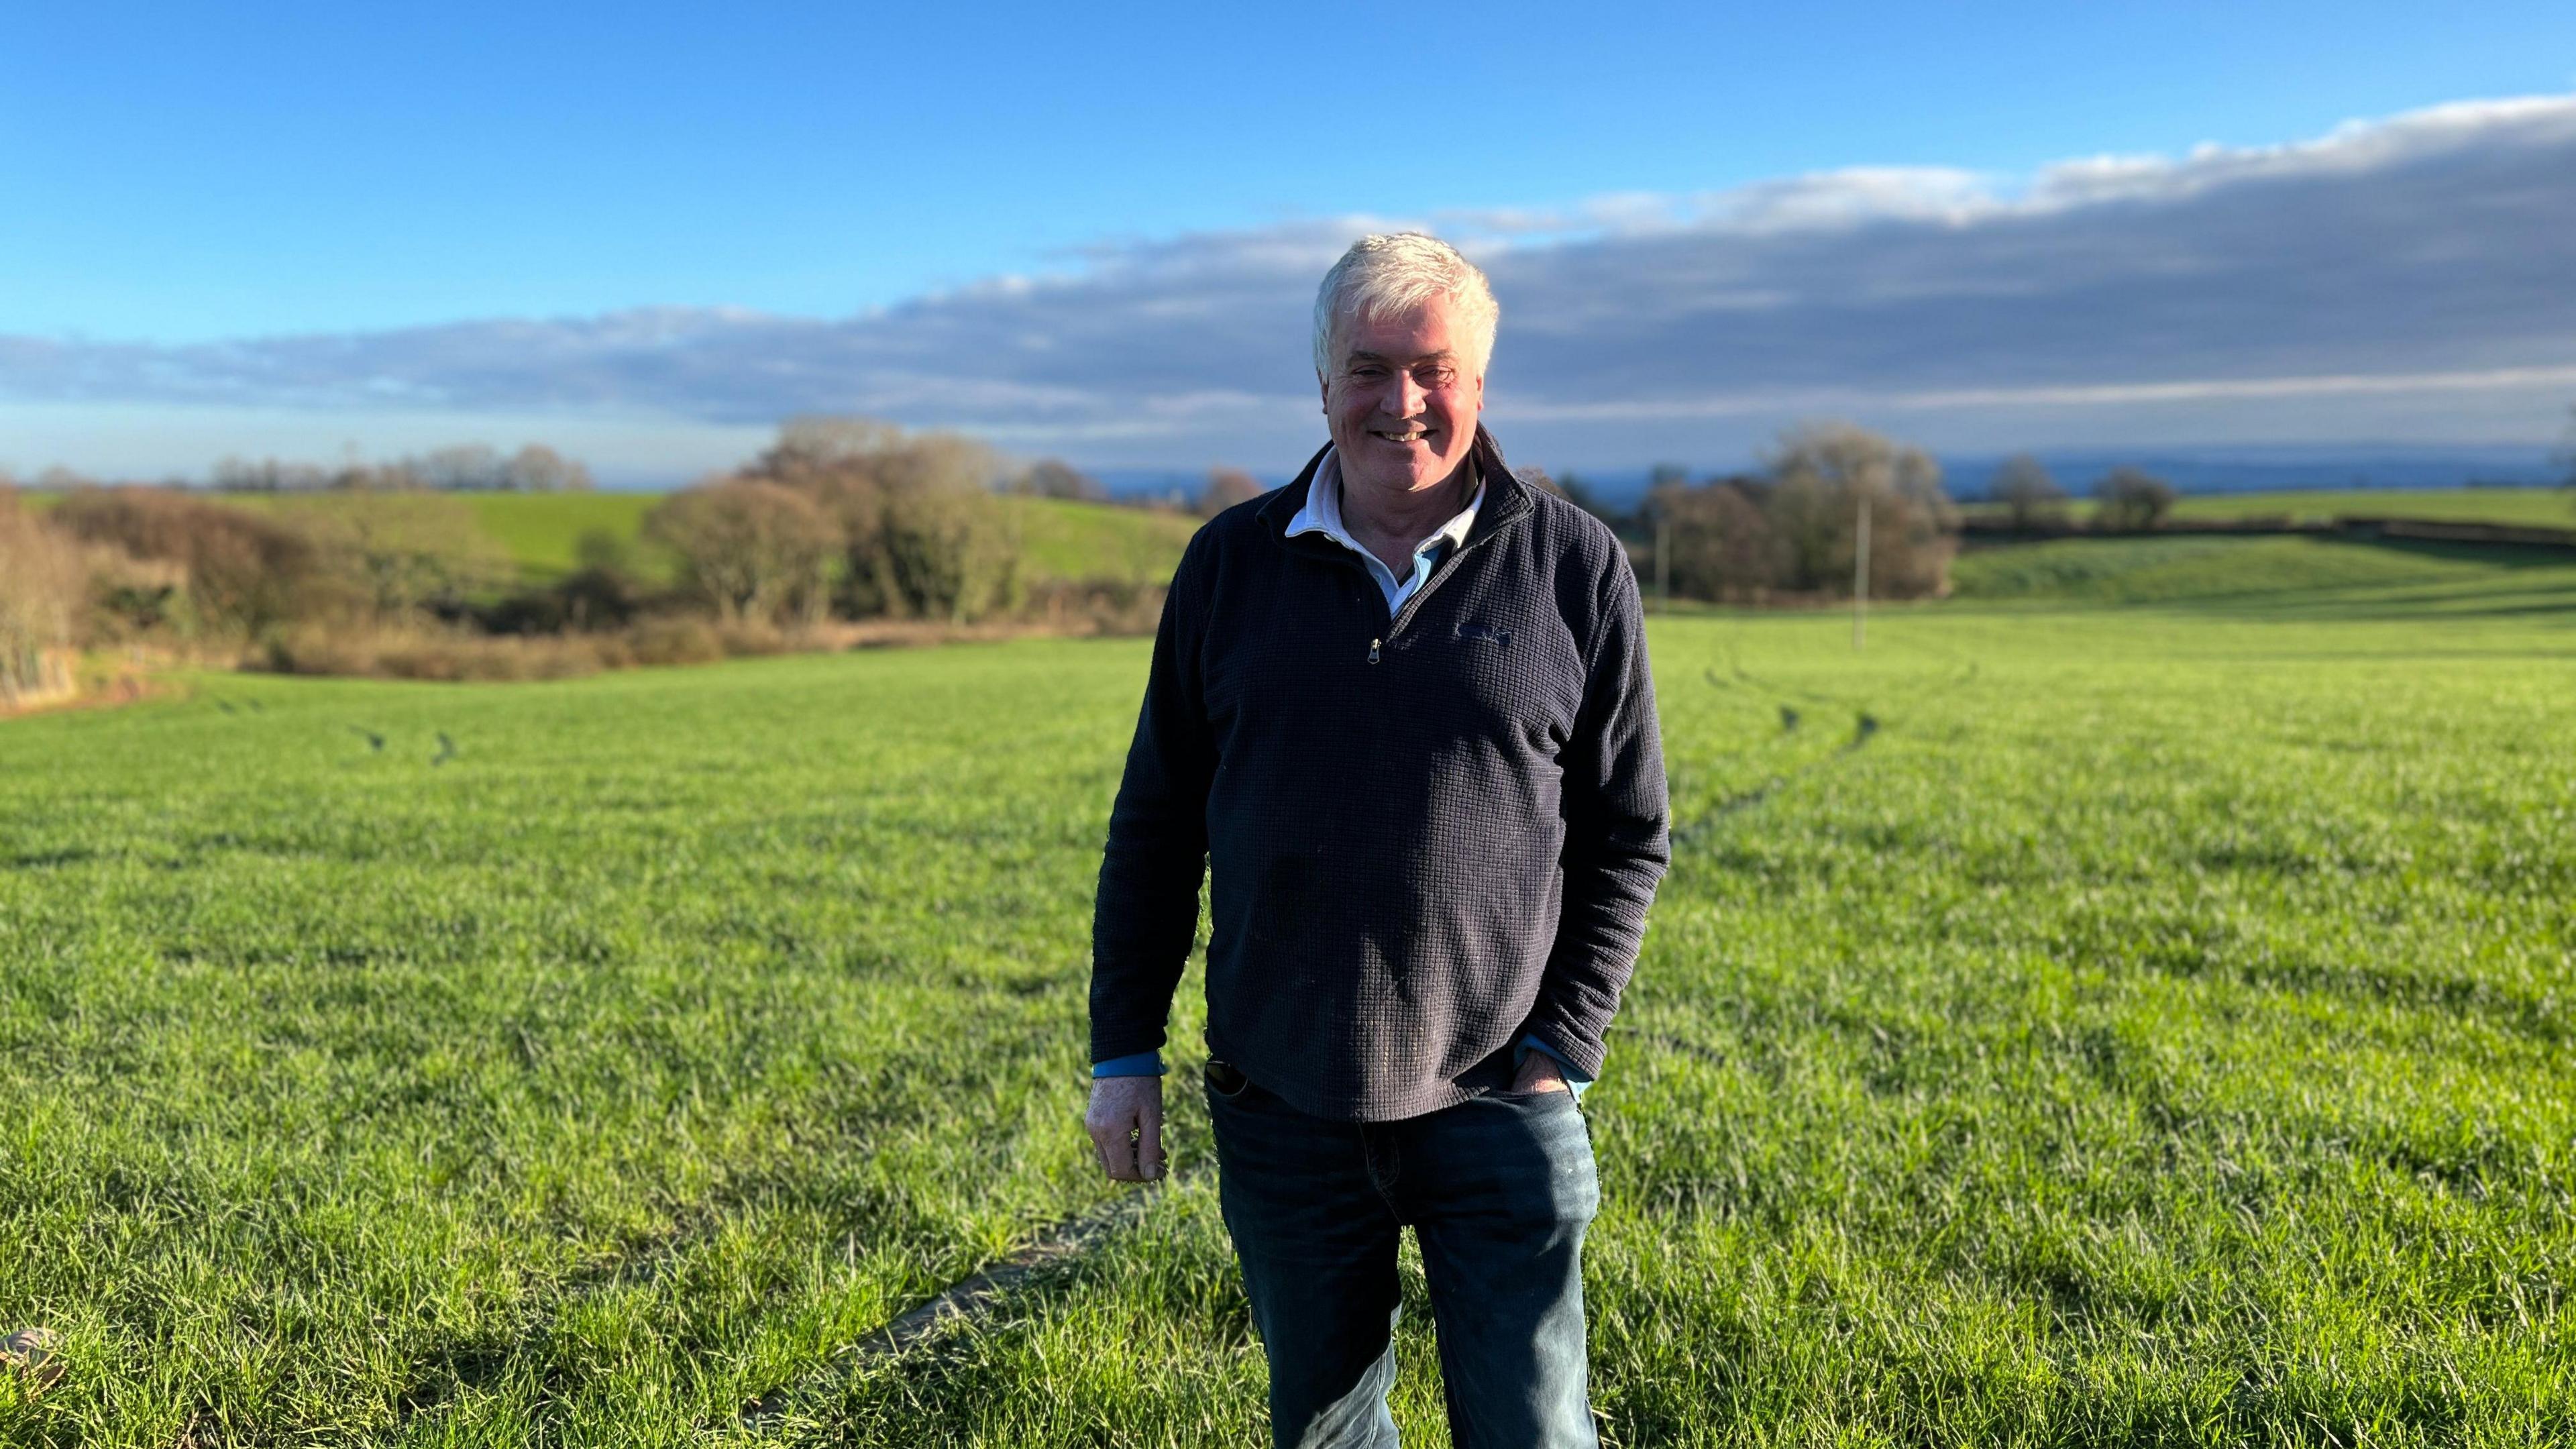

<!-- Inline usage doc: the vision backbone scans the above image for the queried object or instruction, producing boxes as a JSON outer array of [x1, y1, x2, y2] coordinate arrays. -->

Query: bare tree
[[1991, 453, 2067, 531], [1646, 476, 1776, 602], [1017, 458, 1106, 501], [413, 444, 511, 492], [740, 418, 1020, 622], [205, 441, 599, 493], [505, 444, 595, 492], [644, 478, 841, 625], [853, 460, 1022, 621], [1197, 468, 1267, 518], [763, 416, 910, 472], [1763, 422, 1957, 598], [2093, 467, 2179, 531], [299, 492, 514, 618], [49, 486, 346, 638], [211, 456, 331, 492]]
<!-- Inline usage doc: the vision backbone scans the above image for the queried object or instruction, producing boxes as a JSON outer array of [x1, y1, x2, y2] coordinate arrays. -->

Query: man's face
[[1319, 297, 1484, 498]]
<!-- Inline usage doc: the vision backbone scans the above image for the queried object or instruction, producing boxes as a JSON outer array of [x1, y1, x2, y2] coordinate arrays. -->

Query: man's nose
[[1381, 372, 1426, 416]]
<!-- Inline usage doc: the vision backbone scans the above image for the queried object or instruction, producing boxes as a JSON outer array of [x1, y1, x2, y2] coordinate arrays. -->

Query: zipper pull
[[1368, 637, 1381, 665]]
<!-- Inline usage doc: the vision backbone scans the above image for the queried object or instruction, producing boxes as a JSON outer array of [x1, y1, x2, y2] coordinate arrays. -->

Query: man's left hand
[[1512, 1051, 1571, 1094]]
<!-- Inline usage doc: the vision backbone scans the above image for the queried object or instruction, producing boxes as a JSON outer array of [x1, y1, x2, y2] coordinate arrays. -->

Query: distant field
[[4, 537, 2571, 1443], [1968, 485, 2576, 529], [419, 492, 1199, 586], [2165, 486, 2574, 525], [454, 491, 673, 578], [211, 489, 674, 583], [1006, 496, 1200, 584], [1951, 532, 2576, 614], [400, 490, 1199, 586]]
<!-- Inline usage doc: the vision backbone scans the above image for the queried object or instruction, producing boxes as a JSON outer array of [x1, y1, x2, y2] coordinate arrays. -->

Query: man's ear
[[1318, 370, 1330, 411]]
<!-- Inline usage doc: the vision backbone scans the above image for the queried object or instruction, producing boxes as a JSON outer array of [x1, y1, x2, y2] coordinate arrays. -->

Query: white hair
[[1311, 233, 1501, 380]]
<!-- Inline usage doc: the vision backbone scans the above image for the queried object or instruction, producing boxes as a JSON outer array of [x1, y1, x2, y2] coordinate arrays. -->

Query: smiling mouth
[[1370, 427, 1432, 445]]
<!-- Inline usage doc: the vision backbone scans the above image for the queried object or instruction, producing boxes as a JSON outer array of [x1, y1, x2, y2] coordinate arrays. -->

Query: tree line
[[1987, 456, 2180, 532], [1556, 423, 1963, 604], [0, 419, 1153, 691], [645, 419, 1024, 626], [208, 443, 596, 493], [23, 407, 2516, 700], [1552, 427, 2219, 606], [1, 478, 531, 694]]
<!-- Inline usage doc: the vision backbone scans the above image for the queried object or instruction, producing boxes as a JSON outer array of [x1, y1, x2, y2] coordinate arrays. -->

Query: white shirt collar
[[1286, 446, 1483, 612]]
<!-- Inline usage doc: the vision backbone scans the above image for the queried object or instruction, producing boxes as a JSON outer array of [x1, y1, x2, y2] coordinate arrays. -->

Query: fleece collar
[[1258, 423, 1533, 550]]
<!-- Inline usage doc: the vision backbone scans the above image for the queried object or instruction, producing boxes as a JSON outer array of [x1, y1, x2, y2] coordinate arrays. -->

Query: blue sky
[[5, 3, 2576, 480]]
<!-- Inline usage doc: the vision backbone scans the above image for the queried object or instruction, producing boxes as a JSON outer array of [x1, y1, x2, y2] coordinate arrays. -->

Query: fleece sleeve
[[1517, 545, 1670, 1078], [1087, 535, 1218, 1064]]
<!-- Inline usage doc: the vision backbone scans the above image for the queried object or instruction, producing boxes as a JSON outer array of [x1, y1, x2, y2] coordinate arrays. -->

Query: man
[[1085, 233, 1669, 1448]]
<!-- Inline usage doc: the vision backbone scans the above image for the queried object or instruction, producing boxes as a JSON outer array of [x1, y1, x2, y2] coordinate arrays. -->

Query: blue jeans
[[1204, 1059, 1602, 1448]]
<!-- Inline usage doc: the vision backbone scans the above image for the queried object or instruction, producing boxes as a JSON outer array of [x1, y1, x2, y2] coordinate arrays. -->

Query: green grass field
[[209, 490, 674, 585], [3, 537, 2573, 1445], [418, 492, 1196, 587], [1006, 497, 1200, 586], [452, 492, 674, 580], [1968, 486, 2576, 530], [1951, 533, 2576, 615]]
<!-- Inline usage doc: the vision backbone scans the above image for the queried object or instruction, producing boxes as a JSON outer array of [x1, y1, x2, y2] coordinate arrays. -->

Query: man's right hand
[[1085, 1074, 1166, 1182]]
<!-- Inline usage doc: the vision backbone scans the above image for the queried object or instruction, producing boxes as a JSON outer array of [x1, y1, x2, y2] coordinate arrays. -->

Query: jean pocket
[[1203, 1058, 1253, 1101]]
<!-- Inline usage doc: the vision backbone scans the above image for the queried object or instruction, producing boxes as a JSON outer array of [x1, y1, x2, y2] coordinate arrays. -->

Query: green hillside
[[2164, 486, 2575, 526], [1970, 485, 2576, 529], [217, 490, 674, 582], [1008, 495, 1201, 584], [457, 490, 672, 577], [1951, 533, 2576, 615]]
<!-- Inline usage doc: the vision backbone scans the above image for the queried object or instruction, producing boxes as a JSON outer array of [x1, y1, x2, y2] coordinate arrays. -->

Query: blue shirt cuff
[[1515, 1034, 1593, 1099], [1091, 1051, 1166, 1078]]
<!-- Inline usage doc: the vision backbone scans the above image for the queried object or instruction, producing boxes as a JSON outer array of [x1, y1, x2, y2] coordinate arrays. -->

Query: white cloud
[[6, 93, 2576, 474]]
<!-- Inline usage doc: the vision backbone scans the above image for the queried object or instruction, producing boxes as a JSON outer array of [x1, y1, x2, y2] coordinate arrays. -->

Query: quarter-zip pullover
[[1089, 426, 1670, 1122]]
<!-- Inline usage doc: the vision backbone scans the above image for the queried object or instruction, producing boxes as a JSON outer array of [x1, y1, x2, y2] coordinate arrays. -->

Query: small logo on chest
[[1454, 621, 1513, 647]]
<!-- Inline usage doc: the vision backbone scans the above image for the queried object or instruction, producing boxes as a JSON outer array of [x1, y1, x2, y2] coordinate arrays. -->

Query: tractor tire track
[[733, 1177, 1193, 1431], [1671, 706, 1887, 848]]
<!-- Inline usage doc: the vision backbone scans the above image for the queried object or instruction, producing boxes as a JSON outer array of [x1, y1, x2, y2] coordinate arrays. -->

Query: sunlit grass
[[2, 545, 2571, 1444], [1006, 497, 1200, 586]]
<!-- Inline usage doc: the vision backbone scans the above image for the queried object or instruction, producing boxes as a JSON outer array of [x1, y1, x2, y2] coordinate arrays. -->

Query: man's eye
[[1417, 368, 1454, 387]]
